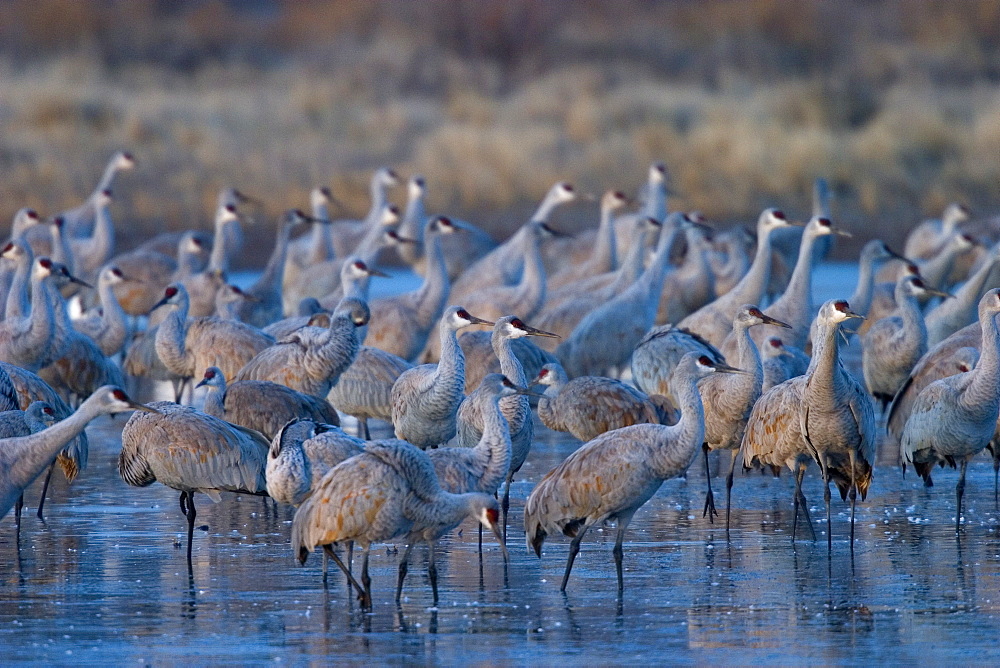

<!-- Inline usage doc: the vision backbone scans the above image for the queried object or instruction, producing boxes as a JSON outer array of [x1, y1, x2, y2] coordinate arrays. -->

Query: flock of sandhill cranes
[[3, 152, 1000, 609]]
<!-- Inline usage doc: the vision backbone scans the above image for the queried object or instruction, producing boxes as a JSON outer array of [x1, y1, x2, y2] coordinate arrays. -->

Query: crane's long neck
[[805, 320, 849, 408], [50, 226, 74, 275], [964, 311, 1000, 411], [398, 193, 426, 267], [156, 301, 193, 377], [774, 229, 820, 322], [5, 251, 32, 320], [204, 376, 228, 417], [307, 204, 335, 265], [510, 231, 547, 317], [735, 321, 765, 392], [413, 233, 451, 328], [532, 191, 562, 223], [635, 225, 680, 320], [208, 218, 234, 273], [473, 394, 513, 494], [254, 224, 293, 296], [849, 251, 879, 317], [1, 400, 103, 505], [592, 206, 618, 273], [896, 290, 927, 348], [727, 226, 775, 307], [641, 180, 668, 221], [90, 201, 116, 268], [650, 374, 706, 479], [45, 278, 73, 336], [17, 274, 56, 369], [940, 255, 999, 321], [364, 181, 391, 229], [435, 324, 466, 402], [492, 333, 531, 430], [98, 277, 128, 340], [920, 238, 962, 289], [97, 159, 120, 193]]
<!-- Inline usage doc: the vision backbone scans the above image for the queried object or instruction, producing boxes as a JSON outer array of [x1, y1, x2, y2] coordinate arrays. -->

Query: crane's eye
[[772, 210, 785, 220]]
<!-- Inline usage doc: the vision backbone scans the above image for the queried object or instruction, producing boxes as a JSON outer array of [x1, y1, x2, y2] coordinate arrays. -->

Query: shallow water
[[8, 261, 1000, 664]]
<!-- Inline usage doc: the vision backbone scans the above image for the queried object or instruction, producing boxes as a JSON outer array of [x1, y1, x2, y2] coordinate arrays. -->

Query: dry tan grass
[[1, 0, 1000, 262]]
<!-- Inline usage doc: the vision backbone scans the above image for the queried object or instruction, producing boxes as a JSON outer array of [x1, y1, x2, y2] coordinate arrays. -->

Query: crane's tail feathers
[[297, 546, 310, 565], [527, 525, 546, 558]]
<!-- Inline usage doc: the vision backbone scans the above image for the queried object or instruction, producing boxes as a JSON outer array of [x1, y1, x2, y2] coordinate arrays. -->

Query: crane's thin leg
[[323, 545, 366, 601], [848, 449, 858, 555], [36, 461, 56, 520], [359, 417, 370, 441], [181, 491, 197, 568], [613, 523, 628, 594], [956, 459, 968, 533], [501, 471, 513, 542], [792, 464, 816, 542], [702, 444, 717, 523], [360, 545, 372, 609], [14, 494, 23, 531], [725, 450, 739, 536], [560, 527, 589, 593], [818, 454, 832, 554], [478, 522, 483, 558], [395, 543, 415, 603], [172, 378, 184, 404], [428, 540, 439, 606], [992, 448, 999, 511]]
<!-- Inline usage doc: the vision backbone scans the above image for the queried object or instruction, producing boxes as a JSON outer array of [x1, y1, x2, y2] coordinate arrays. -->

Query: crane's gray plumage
[[235, 298, 368, 398], [524, 353, 732, 593], [862, 275, 949, 409], [743, 300, 876, 548], [60, 151, 135, 238], [327, 345, 412, 439], [630, 325, 724, 406], [70, 265, 131, 357], [760, 336, 811, 391], [1, 386, 148, 520], [901, 289, 1000, 529], [458, 327, 557, 393], [0, 401, 55, 527], [534, 362, 668, 441], [548, 190, 628, 290], [390, 307, 492, 448], [291, 438, 504, 608], [0, 257, 58, 372], [266, 419, 364, 506], [120, 400, 269, 565], [923, 242, 1000, 347], [196, 366, 339, 440]]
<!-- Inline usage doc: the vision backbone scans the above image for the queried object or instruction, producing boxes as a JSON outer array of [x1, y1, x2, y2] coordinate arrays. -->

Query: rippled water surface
[[4, 263, 1000, 664]]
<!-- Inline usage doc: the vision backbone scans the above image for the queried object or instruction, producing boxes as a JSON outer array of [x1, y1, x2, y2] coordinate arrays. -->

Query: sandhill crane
[[455, 316, 557, 535], [235, 211, 312, 328], [152, 282, 275, 390], [120, 401, 269, 566], [2, 238, 34, 320], [0, 401, 56, 529], [459, 221, 559, 325], [677, 209, 795, 347], [214, 283, 258, 320], [698, 306, 790, 528], [548, 190, 629, 290], [327, 345, 412, 439], [60, 151, 135, 238], [364, 216, 458, 361], [524, 353, 735, 593], [887, 344, 979, 466], [878, 232, 976, 290], [291, 439, 504, 608], [315, 247, 395, 311], [534, 362, 669, 441], [283, 187, 337, 288], [196, 366, 339, 440], [630, 325, 724, 406], [390, 307, 493, 448], [761, 336, 811, 391], [100, 244, 177, 316], [71, 266, 131, 357], [533, 216, 662, 350], [449, 181, 577, 304], [609, 162, 669, 264], [458, 326, 557, 393], [396, 174, 497, 279], [904, 202, 971, 261], [901, 289, 1000, 530], [207, 199, 248, 274], [743, 300, 876, 550], [808, 239, 907, 346], [2, 386, 150, 520], [557, 214, 686, 377], [234, 298, 368, 398], [862, 276, 951, 410], [266, 419, 364, 507], [329, 167, 400, 258], [657, 222, 716, 325], [709, 225, 755, 297], [0, 257, 58, 372], [721, 216, 849, 357], [1, 361, 86, 519], [68, 189, 116, 285], [924, 241, 1000, 346]]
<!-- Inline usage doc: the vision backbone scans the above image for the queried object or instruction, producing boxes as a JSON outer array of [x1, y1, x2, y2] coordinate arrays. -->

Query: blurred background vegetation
[[2, 0, 1000, 261]]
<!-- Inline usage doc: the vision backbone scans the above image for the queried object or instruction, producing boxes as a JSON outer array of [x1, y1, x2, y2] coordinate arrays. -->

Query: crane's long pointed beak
[[131, 401, 161, 414], [515, 387, 546, 399], [194, 379, 208, 389], [711, 361, 747, 375], [833, 228, 853, 238], [522, 324, 560, 338], [761, 315, 792, 329], [70, 276, 94, 289], [468, 315, 495, 327], [150, 297, 170, 311], [487, 519, 509, 562], [928, 288, 954, 299], [367, 267, 391, 278]]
